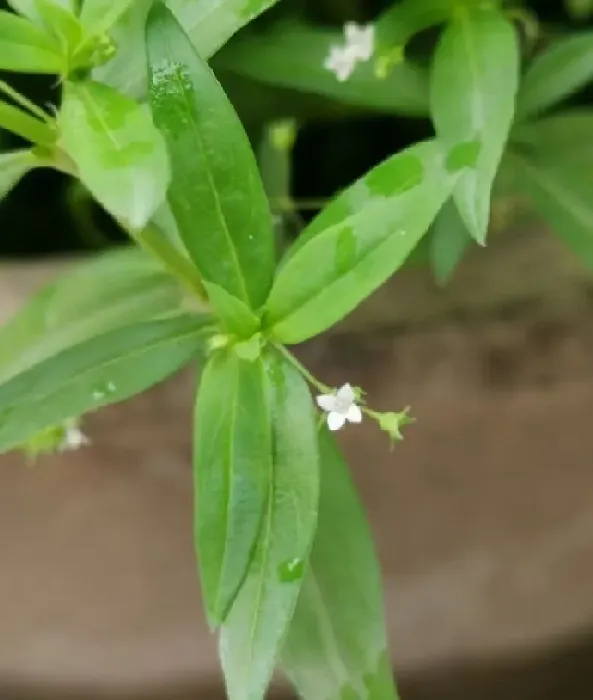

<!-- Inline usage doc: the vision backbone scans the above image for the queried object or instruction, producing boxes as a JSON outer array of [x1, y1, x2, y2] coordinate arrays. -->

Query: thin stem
[[274, 344, 332, 394], [0, 79, 54, 124]]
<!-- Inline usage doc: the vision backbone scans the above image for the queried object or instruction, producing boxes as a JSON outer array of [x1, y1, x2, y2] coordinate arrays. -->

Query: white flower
[[344, 22, 375, 61], [316, 383, 363, 431], [324, 22, 375, 82], [60, 420, 90, 452], [324, 44, 357, 82]]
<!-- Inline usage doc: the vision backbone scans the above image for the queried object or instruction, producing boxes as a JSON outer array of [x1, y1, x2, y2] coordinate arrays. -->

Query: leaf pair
[[195, 346, 396, 700]]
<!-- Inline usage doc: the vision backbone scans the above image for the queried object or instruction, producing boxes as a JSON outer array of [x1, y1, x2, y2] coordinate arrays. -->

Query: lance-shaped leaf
[[0, 99, 55, 144], [0, 9, 63, 73], [147, 3, 275, 311], [58, 80, 170, 229], [94, 0, 282, 98], [430, 4, 519, 243], [193, 350, 270, 626], [0, 315, 212, 454], [214, 20, 429, 117], [219, 350, 319, 700], [281, 430, 397, 700], [263, 140, 455, 344], [0, 247, 189, 384], [513, 155, 593, 272], [430, 197, 472, 284], [0, 149, 40, 202], [518, 32, 593, 120]]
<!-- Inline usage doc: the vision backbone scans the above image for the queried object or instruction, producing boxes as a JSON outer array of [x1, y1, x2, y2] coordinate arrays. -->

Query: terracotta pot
[[2, 226, 593, 699]]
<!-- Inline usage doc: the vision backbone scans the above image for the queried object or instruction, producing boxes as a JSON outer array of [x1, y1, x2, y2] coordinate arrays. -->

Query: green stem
[[274, 344, 332, 394], [0, 79, 54, 124]]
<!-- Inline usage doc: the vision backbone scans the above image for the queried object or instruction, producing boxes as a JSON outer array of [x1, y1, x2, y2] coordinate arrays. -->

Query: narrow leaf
[[33, 0, 82, 52], [58, 80, 170, 229], [214, 20, 429, 117], [430, 4, 519, 242], [0, 99, 55, 144], [513, 155, 593, 271], [0, 9, 63, 73], [281, 430, 397, 700], [147, 2, 275, 310], [0, 149, 39, 202], [518, 32, 593, 119], [0, 315, 212, 454], [9, 0, 75, 22], [264, 140, 455, 344], [220, 351, 319, 700], [194, 350, 270, 625], [0, 247, 187, 383]]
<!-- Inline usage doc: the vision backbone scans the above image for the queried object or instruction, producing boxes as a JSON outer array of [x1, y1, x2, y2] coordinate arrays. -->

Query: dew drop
[[446, 140, 481, 172], [277, 558, 305, 583], [367, 154, 424, 197], [92, 381, 117, 401]]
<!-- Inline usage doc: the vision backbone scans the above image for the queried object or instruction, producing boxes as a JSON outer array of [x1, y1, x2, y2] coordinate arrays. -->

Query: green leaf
[[214, 20, 429, 117], [0, 149, 39, 201], [93, 0, 281, 99], [9, 0, 75, 22], [511, 110, 593, 167], [0, 246, 188, 384], [0, 99, 55, 144], [430, 197, 472, 284], [147, 2, 275, 310], [79, 0, 137, 37], [263, 140, 455, 344], [430, 4, 519, 242], [518, 32, 593, 120], [512, 155, 593, 271], [193, 350, 270, 626], [33, 0, 82, 53], [375, 0, 451, 47], [0, 315, 212, 454], [203, 281, 260, 338], [281, 429, 397, 700], [0, 9, 63, 73], [58, 80, 170, 229], [219, 350, 319, 700]]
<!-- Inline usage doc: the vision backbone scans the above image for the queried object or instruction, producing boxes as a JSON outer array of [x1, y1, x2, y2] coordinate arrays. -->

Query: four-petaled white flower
[[324, 22, 375, 82], [316, 383, 363, 431], [323, 44, 357, 82], [60, 420, 90, 452]]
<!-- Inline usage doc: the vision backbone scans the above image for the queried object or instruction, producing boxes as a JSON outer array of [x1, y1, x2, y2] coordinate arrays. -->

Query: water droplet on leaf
[[335, 226, 357, 275], [446, 140, 481, 172], [278, 558, 305, 583], [367, 154, 423, 197]]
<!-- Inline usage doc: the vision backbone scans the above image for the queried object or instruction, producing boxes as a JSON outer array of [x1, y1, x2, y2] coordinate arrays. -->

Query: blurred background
[[4, 0, 593, 698]]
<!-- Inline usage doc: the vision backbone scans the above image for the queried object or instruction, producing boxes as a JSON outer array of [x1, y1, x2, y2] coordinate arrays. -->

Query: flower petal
[[316, 393, 337, 412], [336, 383, 355, 404], [346, 404, 363, 424], [327, 411, 347, 431]]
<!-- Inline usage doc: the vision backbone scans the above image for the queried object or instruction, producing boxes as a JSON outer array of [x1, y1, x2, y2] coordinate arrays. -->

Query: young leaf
[[430, 197, 472, 284], [0, 247, 188, 383], [79, 0, 137, 37], [518, 32, 593, 120], [58, 80, 170, 230], [264, 140, 455, 344], [0, 9, 63, 73], [33, 0, 82, 53], [203, 281, 260, 339], [9, 0, 75, 22], [0, 315, 213, 454], [0, 149, 39, 202], [193, 350, 270, 626], [513, 155, 593, 272], [214, 20, 429, 117], [430, 4, 519, 242], [219, 351, 319, 700], [146, 3, 275, 311], [0, 99, 55, 144], [281, 430, 397, 700], [376, 0, 451, 47]]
